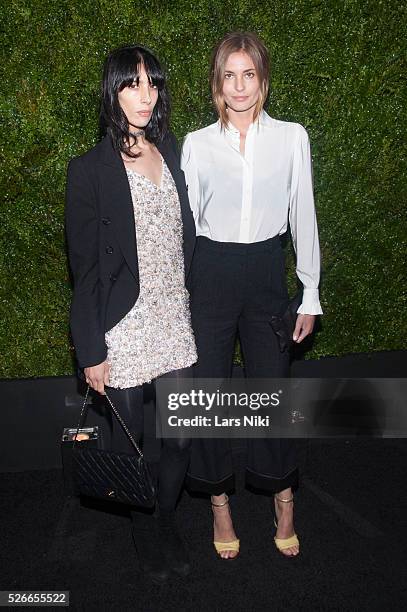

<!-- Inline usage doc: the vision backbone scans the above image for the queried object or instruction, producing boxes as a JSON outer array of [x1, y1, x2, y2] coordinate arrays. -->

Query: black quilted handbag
[[71, 386, 156, 507]]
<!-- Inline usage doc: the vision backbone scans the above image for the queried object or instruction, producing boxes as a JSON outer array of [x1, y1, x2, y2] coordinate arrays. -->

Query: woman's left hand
[[293, 314, 315, 343]]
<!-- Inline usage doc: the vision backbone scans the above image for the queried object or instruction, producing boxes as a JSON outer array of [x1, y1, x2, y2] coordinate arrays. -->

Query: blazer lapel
[[97, 133, 194, 282], [98, 136, 139, 280]]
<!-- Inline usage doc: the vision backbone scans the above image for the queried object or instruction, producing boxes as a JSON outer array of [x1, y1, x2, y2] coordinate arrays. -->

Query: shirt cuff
[[297, 288, 323, 315]]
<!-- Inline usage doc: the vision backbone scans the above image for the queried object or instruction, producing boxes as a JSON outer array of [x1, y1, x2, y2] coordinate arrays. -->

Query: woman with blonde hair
[[181, 31, 322, 559]]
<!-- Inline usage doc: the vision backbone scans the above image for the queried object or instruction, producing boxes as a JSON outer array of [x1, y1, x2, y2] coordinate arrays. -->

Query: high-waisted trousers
[[186, 235, 299, 495], [106, 367, 191, 513]]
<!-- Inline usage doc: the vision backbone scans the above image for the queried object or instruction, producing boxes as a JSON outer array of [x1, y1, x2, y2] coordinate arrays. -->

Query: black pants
[[187, 235, 298, 494], [106, 367, 191, 513]]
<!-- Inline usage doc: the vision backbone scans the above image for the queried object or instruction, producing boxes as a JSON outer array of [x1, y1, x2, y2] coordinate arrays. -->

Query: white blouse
[[180, 110, 323, 315]]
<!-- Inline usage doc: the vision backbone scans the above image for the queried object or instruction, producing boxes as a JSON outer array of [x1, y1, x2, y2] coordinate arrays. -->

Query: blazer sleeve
[[167, 131, 180, 161], [65, 157, 108, 368], [166, 131, 197, 281], [289, 124, 323, 315], [180, 133, 200, 226]]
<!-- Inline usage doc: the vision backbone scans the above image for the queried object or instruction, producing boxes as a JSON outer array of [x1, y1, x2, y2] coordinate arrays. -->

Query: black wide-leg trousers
[[106, 367, 191, 513], [187, 235, 299, 495]]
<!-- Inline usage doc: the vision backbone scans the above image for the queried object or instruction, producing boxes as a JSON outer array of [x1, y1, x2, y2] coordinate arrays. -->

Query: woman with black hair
[[65, 45, 197, 583]]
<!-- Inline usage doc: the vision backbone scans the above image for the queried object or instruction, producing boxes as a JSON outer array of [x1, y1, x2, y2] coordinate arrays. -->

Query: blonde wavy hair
[[210, 31, 270, 128]]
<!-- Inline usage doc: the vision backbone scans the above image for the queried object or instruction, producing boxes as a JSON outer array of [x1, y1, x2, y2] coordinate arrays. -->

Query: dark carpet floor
[[1, 439, 407, 611]]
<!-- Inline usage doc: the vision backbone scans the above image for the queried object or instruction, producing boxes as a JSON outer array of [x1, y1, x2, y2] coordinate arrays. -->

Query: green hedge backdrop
[[1, 0, 406, 378]]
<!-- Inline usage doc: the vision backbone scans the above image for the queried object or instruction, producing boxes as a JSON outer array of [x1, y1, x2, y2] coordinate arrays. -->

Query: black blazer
[[65, 132, 196, 369]]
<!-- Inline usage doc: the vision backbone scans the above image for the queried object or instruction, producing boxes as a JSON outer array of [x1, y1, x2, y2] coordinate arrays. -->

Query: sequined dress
[[105, 159, 197, 389]]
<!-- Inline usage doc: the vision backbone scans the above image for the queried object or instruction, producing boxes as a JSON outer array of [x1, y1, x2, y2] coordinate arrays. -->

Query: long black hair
[[100, 45, 170, 156]]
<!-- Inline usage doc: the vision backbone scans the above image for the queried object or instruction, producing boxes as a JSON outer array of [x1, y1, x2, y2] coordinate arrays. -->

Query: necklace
[[122, 130, 146, 162], [129, 129, 145, 138]]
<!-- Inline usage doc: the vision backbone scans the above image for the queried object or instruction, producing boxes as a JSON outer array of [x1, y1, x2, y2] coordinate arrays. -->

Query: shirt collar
[[221, 109, 271, 136]]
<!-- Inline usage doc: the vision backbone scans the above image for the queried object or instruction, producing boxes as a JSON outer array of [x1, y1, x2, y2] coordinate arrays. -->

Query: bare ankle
[[211, 493, 229, 507]]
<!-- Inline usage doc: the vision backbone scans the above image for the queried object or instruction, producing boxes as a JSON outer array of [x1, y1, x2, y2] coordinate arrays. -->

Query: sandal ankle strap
[[275, 494, 294, 503], [211, 493, 229, 507]]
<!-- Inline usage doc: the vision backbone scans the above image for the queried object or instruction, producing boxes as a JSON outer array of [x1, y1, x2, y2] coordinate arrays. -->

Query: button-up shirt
[[180, 110, 323, 315]]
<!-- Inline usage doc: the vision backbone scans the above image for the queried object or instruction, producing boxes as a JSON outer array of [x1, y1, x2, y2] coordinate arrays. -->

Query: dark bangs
[[117, 48, 166, 92], [100, 44, 170, 154]]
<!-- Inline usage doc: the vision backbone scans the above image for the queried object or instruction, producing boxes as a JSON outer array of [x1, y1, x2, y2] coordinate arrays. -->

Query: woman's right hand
[[84, 361, 110, 395]]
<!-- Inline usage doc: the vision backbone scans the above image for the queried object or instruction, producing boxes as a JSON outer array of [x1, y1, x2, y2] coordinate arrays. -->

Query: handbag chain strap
[[72, 385, 144, 458]]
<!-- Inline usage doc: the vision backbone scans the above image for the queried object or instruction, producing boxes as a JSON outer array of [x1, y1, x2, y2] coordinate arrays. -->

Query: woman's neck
[[226, 107, 256, 135], [127, 130, 149, 151]]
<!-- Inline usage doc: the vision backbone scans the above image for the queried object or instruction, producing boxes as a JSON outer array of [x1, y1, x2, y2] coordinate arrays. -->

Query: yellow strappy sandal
[[273, 494, 300, 556], [211, 494, 240, 560]]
